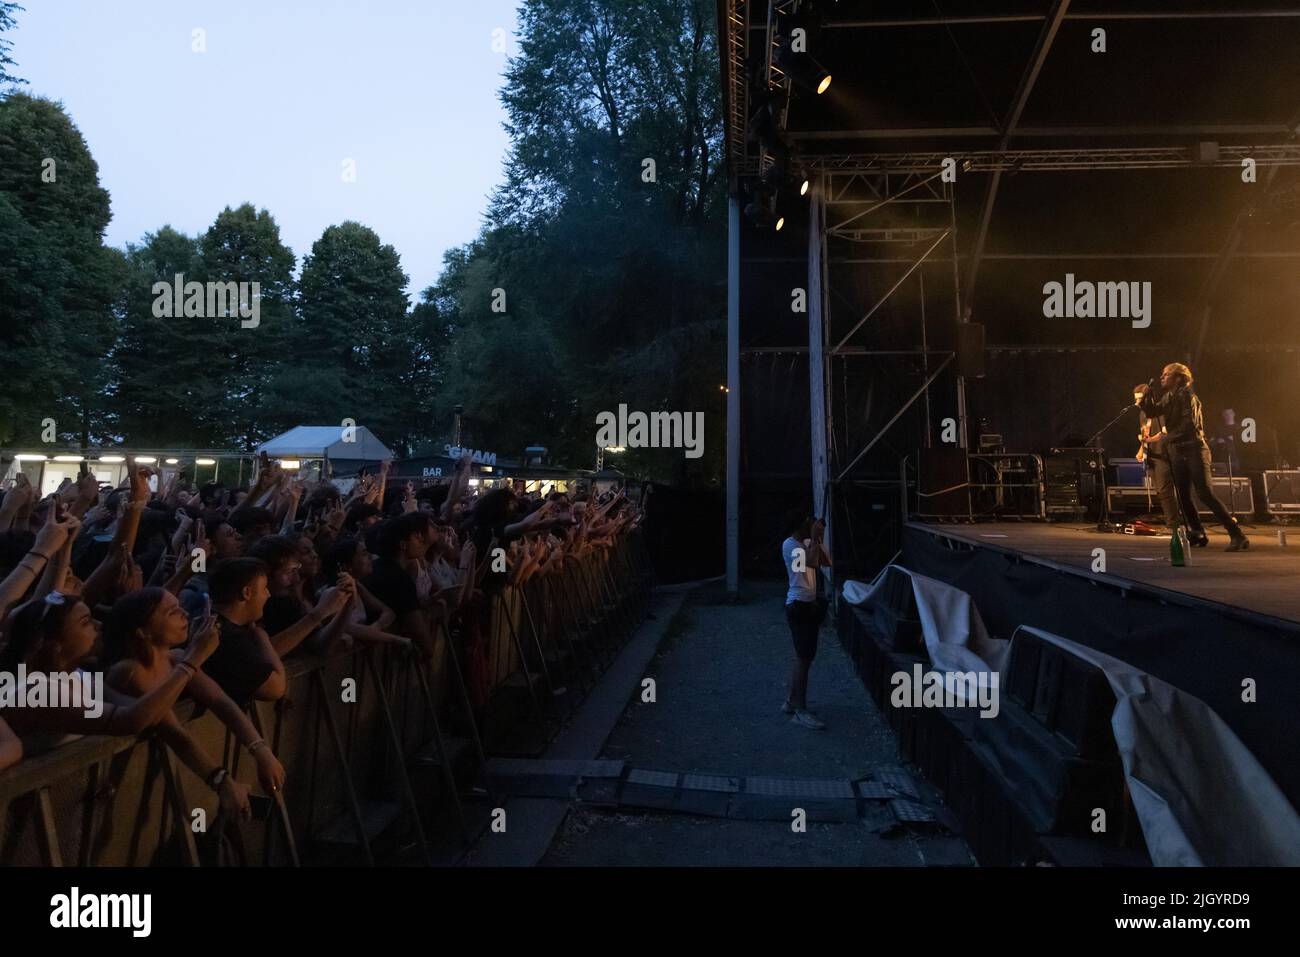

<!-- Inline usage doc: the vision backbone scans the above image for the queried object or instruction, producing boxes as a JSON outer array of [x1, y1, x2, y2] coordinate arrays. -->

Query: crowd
[[0, 452, 643, 821]]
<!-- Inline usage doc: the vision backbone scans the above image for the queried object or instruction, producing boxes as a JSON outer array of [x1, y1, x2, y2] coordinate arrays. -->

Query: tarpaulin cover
[[844, 567, 1300, 866]]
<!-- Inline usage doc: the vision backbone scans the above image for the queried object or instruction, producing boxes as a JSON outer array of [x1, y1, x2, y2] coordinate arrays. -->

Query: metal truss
[[722, 0, 750, 174], [805, 144, 1300, 174]]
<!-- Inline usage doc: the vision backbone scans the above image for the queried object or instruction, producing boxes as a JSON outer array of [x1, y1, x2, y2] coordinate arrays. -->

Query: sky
[[9, 0, 521, 296]]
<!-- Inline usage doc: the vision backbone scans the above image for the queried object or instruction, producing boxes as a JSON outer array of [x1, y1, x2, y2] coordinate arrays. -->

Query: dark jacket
[[1139, 385, 1208, 453]]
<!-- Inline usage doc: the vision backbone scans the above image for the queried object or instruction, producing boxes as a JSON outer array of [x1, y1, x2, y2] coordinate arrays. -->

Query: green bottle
[[1170, 523, 1186, 567]]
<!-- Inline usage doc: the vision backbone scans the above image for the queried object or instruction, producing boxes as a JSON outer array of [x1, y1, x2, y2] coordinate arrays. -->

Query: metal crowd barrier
[[0, 531, 656, 866]]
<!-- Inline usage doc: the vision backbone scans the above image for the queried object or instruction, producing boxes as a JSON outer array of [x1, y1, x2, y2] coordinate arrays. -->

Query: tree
[[197, 203, 297, 447], [0, 93, 120, 446], [429, 0, 727, 482], [0, 2, 26, 92], [293, 221, 417, 451], [111, 227, 210, 445]]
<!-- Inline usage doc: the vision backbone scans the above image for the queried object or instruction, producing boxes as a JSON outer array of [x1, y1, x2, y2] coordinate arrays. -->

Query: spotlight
[[773, 25, 833, 97], [775, 215, 785, 231], [800, 177, 810, 196]]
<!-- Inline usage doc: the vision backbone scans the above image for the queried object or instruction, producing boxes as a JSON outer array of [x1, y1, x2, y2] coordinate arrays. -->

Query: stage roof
[[719, 0, 1300, 354]]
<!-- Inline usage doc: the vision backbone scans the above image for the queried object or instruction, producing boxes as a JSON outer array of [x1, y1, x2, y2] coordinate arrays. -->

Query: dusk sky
[[10, 0, 520, 295]]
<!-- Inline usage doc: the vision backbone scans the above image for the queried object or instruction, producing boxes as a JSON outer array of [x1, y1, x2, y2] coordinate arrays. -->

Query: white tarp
[[256, 425, 393, 462], [844, 565, 1300, 866], [844, 566, 1009, 676]]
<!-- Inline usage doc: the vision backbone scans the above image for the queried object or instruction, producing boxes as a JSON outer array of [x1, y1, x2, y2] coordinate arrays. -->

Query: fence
[[0, 532, 655, 866]]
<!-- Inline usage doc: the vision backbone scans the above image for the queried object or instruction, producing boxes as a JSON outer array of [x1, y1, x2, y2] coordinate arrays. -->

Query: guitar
[[1135, 418, 1165, 463]]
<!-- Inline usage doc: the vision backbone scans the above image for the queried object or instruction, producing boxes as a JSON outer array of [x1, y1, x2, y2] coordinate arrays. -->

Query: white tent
[[256, 425, 393, 463]]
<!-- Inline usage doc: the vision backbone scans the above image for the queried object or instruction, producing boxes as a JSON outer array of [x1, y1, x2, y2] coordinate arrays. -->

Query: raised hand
[[128, 465, 152, 504], [33, 499, 75, 556], [185, 614, 222, 668]]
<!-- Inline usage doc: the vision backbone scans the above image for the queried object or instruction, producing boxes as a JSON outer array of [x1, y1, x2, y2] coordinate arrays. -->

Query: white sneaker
[[792, 710, 825, 730]]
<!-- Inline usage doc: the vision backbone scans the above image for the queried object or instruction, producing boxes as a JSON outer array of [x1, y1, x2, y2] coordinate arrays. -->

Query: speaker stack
[[1043, 447, 1105, 520]]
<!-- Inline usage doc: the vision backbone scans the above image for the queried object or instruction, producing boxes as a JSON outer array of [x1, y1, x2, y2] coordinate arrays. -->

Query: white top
[[782, 536, 818, 605]]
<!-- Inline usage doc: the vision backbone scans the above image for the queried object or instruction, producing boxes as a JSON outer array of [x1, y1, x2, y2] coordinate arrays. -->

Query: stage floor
[[911, 521, 1300, 626]]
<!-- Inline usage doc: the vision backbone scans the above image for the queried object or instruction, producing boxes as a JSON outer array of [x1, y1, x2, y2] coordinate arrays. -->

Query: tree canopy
[[0, 0, 726, 483]]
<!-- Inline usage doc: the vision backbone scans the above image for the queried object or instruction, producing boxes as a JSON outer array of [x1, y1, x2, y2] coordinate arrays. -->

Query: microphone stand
[[1084, 406, 1136, 532]]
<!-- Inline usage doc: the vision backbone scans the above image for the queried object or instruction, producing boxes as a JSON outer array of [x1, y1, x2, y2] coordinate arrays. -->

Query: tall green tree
[[0, 93, 121, 446], [111, 226, 211, 445], [431, 0, 727, 482], [0, 2, 26, 92], [291, 221, 416, 451], [197, 203, 296, 447]]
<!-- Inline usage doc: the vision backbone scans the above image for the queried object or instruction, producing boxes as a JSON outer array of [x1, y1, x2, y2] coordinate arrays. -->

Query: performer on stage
[[1137, 363, 1250, 551], [1132, 383, 1180, 528]]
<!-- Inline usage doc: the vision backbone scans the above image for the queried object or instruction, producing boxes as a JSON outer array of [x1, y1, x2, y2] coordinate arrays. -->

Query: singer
[[1137, 363, 1250, 551]]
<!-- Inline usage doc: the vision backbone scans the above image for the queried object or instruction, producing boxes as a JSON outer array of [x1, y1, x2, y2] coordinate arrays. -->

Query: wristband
[[249, 739, 268, 755], [177, 660, 197, 678]]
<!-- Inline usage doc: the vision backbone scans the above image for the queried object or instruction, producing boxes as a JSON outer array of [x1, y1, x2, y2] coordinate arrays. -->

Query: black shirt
[[1140, 385, 1208, 452], [202, 616, 275, 705], [261, 593, 308, 640], [366, 558, 420, 617]]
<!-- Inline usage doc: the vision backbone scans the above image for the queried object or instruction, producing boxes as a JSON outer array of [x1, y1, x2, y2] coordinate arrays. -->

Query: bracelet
[[248, 739, 268, 755], [27, 551, 56, 563], [176, 661, 197, 677]]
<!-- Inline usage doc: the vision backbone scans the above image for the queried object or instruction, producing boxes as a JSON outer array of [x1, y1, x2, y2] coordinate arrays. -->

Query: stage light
[[99, 455, 125, 463], [816, 71, 832, 95], [165, 458, 179, 465], [134, 456, 157, 464], [15, 454, 47, 461], [195, 458, 216, 466], [800, 178, 810, 196], [775, 215, 786, 231], [278, 459, 301, 470], [53, 455, 85, 462]]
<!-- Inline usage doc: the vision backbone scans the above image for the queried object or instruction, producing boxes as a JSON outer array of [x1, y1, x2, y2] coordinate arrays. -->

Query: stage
[[912, 521, 1300, 626], [899, 520, 1300, 819]]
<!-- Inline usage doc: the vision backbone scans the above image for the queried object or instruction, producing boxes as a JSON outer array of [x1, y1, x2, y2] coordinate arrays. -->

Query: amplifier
[[1107, 485, 1160, 514], [1192, 476, 1252, 517], [1044, 448, 1105, 518], [1263, 470, 1300, 513], [1111, 457, 1145, 487]]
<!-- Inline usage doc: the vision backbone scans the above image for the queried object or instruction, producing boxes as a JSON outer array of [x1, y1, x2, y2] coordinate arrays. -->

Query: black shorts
[[785, 599, 824, 661]]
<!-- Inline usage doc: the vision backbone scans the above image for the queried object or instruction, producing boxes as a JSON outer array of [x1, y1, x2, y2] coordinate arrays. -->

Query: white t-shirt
[[782, 536, 817, 605]]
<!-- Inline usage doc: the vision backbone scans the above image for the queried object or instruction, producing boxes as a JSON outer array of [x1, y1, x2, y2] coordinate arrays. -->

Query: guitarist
[[1133, 383, 1180, 528]]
